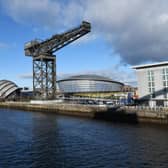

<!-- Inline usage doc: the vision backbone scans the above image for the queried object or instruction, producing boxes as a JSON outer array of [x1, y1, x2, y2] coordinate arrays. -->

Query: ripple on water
[[0, 109, 168, 168]]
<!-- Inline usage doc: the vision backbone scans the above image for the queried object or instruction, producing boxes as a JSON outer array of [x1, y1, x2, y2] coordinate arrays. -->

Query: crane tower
[[24, 21, 91, 99]]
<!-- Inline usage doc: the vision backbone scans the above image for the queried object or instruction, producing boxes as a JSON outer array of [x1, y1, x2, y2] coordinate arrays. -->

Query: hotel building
[[133, 62, 168, 106]]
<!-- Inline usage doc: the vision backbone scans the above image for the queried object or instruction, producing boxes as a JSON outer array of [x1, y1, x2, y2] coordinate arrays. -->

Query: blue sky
[[1, 0, 168, 88]]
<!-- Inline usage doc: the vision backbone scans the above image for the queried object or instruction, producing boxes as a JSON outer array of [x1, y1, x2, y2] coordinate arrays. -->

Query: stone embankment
[[0, 101, 168, 124], [122, 106, 168, 124], [0, 101, 108, 118]]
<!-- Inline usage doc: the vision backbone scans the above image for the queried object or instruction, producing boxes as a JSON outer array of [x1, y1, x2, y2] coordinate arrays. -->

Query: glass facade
[[58, 78, 123, 93]]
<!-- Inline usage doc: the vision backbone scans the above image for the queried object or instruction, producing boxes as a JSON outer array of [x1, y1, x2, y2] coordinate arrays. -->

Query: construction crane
[[24, 21, 91, 99]]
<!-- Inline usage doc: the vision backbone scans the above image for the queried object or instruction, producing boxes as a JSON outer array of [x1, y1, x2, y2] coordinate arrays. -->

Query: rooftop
[[58, 74, 124, 85], [63, 74, 113, 81], [132, 61, 168, 69]]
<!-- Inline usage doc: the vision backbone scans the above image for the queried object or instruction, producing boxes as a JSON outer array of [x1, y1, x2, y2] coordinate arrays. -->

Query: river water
[[0, 109, 168, 168]]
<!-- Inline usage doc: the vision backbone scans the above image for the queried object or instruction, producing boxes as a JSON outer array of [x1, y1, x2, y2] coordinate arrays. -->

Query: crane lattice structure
[[24, 21, 91, 99]]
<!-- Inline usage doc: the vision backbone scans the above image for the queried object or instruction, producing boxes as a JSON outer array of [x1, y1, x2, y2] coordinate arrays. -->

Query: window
[[162, 67, 168, 98], [147, 70, 155, 98]]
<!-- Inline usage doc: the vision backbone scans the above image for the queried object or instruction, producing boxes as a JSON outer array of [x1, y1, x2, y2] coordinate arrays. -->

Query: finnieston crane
[[24, 21, 91, 99]]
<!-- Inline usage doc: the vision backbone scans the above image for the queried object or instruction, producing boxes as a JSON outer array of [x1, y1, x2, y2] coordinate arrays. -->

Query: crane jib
[[24, 21, 91, 57]]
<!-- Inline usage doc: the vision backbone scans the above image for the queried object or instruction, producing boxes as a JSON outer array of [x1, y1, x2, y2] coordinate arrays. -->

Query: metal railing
[[124, 105, 168, 112]]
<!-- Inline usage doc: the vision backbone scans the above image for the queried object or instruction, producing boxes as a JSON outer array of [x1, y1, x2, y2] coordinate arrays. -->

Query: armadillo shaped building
[[0, 80, 20, 99]]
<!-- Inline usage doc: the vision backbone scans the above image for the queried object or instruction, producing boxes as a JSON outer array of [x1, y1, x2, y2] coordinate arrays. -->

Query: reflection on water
[[0, 109, 168, 167]]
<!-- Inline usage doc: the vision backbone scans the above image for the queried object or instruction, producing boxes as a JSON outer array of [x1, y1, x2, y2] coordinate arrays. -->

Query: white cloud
[[58, 65, 137, 86], [1, 0, 168, 65], [0, 0, 81, 30], [18, 73, 33, 79], [84, 0, 168, 65], [18, 66, 137, 86]]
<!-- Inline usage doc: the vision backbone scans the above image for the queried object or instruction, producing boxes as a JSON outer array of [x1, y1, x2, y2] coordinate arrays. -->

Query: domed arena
[[0, 80, 20, 100], [57, 75, 124, 97]]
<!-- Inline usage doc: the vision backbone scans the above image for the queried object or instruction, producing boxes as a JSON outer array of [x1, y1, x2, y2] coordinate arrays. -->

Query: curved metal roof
[[0, 80, 19, 99], [58, 74, 124, 85]]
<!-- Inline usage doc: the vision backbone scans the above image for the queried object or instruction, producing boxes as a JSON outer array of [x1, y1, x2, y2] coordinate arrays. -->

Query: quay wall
[[0, 102, 108, 118], [0, 102, 168, 124], [122, 106, 168, 124]]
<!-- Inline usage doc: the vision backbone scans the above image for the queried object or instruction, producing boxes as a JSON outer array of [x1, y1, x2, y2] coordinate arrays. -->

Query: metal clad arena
[[0, 80, 19, 99], [57, 75, 124, 93]]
